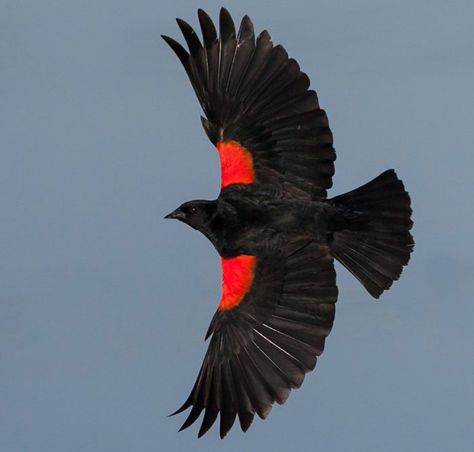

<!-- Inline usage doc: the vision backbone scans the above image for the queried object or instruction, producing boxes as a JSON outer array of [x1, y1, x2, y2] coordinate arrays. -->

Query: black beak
[[164, 209, 185, 221]]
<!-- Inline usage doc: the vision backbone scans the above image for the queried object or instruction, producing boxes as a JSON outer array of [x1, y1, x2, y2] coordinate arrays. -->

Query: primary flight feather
[[162, 8, 414, 438]]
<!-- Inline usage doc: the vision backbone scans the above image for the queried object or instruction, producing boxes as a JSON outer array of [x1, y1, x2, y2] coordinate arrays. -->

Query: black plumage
[[163, 8, 335, 199], [162, 9, 414, 438]]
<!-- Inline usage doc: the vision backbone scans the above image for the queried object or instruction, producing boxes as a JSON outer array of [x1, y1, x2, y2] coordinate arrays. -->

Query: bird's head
[[165, 200, 218, 233]]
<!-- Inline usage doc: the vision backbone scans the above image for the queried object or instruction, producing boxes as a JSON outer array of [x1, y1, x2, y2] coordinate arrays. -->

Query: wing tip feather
[[161, 34, 189, 62]]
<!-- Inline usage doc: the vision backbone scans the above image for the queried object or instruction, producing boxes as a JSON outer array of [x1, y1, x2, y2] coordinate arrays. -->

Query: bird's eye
[[183, 205, 197, 216], [182, 205, 197, 216]]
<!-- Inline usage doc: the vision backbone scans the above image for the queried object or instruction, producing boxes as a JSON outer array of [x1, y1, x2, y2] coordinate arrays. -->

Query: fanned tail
[[329, 170, 414, 298]]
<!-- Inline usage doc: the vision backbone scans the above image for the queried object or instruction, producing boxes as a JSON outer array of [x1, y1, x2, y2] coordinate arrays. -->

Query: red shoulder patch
[[219, 255, 256, 311], [216, 140, 255, 188]]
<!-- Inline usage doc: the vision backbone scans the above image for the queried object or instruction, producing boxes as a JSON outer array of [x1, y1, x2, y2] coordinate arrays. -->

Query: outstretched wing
[[171, 240, 338, 438], [162, 8, 336, 199]]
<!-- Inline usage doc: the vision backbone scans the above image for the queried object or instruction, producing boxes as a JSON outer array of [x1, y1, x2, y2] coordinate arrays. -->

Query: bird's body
[[162, 8, 414, 438], [175, 191, 336, 256]]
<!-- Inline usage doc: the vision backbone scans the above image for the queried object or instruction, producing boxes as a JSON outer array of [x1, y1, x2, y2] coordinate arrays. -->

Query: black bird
[[162, 8, 414, 439]]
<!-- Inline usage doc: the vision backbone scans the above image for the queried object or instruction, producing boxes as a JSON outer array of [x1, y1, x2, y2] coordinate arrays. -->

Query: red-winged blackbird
[[162, 8, 414, 439]]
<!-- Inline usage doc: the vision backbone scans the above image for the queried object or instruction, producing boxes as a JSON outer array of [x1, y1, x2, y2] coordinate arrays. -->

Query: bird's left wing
[[162, 9, 336, 199], [171, 240, 338, 438]]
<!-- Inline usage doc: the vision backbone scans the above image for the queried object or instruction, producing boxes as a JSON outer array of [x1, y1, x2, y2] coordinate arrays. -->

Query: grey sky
[[1, 1, 473, 451]]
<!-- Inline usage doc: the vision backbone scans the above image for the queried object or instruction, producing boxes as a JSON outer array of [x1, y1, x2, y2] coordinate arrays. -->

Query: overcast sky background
[[1, 1, 473, 451]]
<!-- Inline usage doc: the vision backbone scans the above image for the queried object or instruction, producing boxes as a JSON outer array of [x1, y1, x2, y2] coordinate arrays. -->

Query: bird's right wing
[[171, 239, 338, 438], [162, 9, 336, 199]]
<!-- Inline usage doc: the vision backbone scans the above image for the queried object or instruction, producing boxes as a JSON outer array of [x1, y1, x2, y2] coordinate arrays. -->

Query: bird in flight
[[162, 8, 414, 439]]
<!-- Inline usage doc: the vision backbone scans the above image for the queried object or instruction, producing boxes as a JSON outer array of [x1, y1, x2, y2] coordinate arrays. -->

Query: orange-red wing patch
[[216, 140, 255, 188], [219, 255, 256, 311]]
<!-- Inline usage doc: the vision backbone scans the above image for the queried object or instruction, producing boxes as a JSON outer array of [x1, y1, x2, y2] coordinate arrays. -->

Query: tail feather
[[329, 170, 414, 298]]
